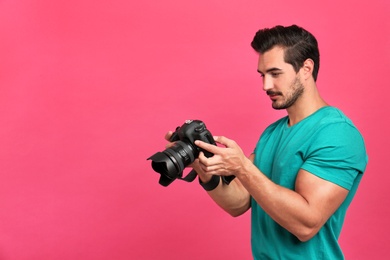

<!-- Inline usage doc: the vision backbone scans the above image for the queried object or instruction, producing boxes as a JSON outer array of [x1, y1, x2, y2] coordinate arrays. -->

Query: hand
[[195, 136, 249, 177], [163, 131, 211, 182]]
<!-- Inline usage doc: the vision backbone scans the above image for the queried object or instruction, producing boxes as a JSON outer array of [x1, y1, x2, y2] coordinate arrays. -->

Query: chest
[[254, 128, 310, 189]]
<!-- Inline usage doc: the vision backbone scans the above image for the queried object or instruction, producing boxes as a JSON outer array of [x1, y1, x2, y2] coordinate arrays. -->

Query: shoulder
[[310, 107, 365, 145], [261, 116, 288, 137], [304, 107, 368, 174], [308, 106, 353, 126]]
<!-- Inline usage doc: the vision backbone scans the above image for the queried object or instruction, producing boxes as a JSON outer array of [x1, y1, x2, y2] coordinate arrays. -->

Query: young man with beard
[[166, 25, 368, 259]]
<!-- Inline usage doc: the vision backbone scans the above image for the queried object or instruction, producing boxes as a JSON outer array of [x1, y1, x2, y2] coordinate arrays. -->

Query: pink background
[[0, 0, 389, 259]]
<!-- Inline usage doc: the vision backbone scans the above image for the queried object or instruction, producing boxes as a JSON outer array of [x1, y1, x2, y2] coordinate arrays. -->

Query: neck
[[286, 84, 328, 126]]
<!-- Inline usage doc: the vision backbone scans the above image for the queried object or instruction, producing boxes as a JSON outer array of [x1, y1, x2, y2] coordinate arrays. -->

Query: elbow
[[294, 225, 321, 242], [291, 213, 325, 242], [296, 230, 317, 242], [225, 204, 250, 218], [228, 209, 245, 218]]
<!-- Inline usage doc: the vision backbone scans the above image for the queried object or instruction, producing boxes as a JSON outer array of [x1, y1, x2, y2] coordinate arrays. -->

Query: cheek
[[273, 78, 288, 89]]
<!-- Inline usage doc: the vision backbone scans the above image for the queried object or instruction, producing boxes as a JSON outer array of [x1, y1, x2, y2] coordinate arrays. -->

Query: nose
[[262, 76, 273, 92]]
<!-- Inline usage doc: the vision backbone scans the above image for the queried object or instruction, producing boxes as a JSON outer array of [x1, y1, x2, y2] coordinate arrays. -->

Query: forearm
[[236, 162, 324, 241], [197, 168, 251, 217]]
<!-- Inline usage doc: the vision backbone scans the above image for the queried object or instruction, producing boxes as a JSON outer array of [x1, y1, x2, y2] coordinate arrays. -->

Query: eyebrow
[[257, 67, 283, 74]]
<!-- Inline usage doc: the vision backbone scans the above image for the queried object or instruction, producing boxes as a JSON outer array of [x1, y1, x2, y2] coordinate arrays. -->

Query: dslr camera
[[147, 120, 235, 186]]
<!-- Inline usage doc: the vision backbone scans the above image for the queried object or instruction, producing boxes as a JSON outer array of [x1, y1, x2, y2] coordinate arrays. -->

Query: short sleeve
[[301, 122, 368, 190]]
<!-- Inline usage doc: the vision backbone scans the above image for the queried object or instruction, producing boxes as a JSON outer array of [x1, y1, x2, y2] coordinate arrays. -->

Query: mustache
[[266, 90, 282, 96]]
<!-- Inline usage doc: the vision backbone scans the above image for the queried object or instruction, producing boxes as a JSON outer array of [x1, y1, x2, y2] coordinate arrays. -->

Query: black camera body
[[169, 119, 215, 157], [147, 120, 216, 186]]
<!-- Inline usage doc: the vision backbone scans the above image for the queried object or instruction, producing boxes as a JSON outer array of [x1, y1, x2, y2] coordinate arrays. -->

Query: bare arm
[[193, 155, 252, 217], [195, 136, 349, 241]]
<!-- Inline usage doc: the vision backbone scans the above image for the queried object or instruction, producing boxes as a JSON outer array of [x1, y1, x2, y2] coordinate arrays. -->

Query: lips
[[266, 91, 282, 100]]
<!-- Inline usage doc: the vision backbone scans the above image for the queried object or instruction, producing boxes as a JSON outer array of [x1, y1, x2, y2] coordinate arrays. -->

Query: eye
[[271, 72, 281, 77]]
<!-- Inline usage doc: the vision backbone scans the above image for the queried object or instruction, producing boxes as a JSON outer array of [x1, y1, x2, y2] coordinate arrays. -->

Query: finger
[[165, 143, 175, 149], [213, 136, 236, 148], [199, 165, 220, 175], [198, 156, 219, 172], [198, 151, 208, 164], [198, 152, 221, 167], [164, 131, 173, 141], [192, 157, 218, 177], [199, 161, 225, 175], [195, 140, 222, 155], [198, 152, 212, 167], [164, 131, 175, 149]]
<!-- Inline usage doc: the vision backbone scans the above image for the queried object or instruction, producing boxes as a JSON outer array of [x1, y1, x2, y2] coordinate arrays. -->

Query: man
[[167, 25, 368, 259]]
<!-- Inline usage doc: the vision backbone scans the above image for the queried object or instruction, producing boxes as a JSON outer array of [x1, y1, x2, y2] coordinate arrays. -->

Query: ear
[[301, 59, 315, 80]]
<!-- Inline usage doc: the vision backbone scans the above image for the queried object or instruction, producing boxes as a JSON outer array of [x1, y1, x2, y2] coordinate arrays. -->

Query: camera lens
[[148, 141, 198, 186]]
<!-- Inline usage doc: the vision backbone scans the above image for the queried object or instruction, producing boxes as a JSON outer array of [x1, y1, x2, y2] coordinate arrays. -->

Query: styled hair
[[251, 25, 320, 81]]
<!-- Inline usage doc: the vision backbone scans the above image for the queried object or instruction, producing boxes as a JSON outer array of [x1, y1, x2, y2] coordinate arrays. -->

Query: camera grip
[[198, 132, 216, 158], [201, 148, 214, 158]]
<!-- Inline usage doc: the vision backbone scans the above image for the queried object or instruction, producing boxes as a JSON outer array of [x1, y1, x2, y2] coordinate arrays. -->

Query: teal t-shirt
[[252, 106, 368, 260]]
